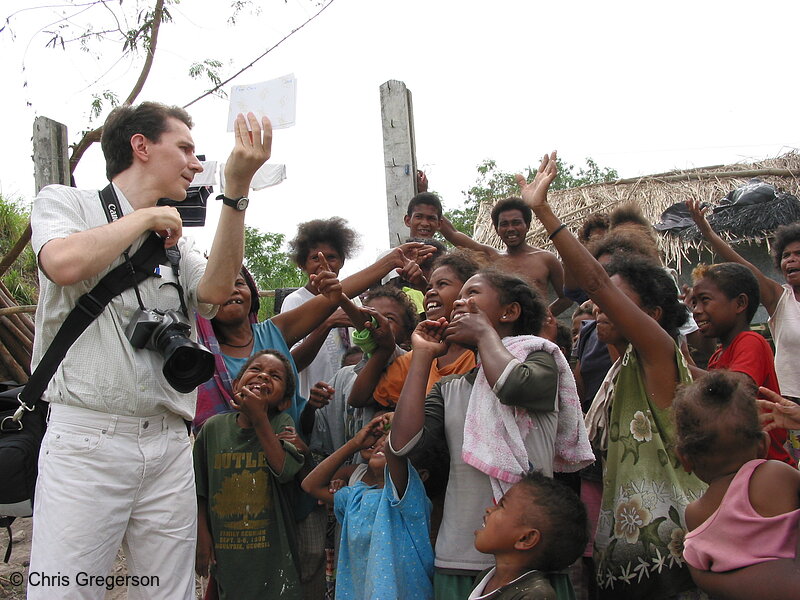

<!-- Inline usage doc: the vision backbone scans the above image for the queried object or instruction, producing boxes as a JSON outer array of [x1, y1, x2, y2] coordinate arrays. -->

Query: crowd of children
[[189, 158, 800, 600]]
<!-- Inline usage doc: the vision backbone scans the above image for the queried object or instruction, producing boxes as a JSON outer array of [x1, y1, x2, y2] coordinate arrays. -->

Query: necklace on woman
[[221, 336, 253, 348]]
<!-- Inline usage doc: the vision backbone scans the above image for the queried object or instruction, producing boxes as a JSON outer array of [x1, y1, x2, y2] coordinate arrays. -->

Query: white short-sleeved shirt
[[31, 183, 216, 419]]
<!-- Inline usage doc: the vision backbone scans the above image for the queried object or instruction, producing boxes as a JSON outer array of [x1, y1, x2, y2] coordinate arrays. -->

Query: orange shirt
[[373, 349, 476, 408]]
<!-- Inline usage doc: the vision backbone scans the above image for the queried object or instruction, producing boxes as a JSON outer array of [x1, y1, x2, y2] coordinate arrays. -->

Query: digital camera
[[125, 308, 215, 393], [156, 154, 211, 227]]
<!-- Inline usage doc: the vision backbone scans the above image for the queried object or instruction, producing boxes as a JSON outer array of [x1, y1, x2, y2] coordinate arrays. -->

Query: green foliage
[[122, 3, 174, 53], [90, 90, 120, 121], [444, 157, 619, 236], [243, 226, 306, 320], [0, 195, 38, 305], [189, 59, 223, 86]]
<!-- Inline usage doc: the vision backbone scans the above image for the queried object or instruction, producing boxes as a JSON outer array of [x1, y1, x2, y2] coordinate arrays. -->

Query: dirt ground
[[0, 518, 204, 599]]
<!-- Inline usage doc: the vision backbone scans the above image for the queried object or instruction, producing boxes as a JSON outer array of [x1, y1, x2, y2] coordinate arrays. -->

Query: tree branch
[[0, 223, 32, 278], [123, 0, 163, 105], [183, 0, 337, 109], [68, 0, 165, 173]]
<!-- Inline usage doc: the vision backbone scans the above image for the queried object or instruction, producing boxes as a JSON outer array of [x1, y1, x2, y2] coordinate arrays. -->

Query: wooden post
[[33, 116, 71, 193], [0, 117, 71, 279], [380, 80, 418, 248]]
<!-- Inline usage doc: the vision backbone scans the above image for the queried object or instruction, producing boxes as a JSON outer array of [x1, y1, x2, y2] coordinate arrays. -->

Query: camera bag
[[0, 186, 170, 561]]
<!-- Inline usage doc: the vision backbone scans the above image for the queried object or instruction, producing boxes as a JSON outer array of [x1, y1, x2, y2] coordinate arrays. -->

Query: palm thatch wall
[[473, 152, 800, 271]]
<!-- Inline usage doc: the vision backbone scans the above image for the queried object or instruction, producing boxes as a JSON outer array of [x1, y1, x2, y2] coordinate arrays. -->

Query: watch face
[[236, 197, 249, 210]]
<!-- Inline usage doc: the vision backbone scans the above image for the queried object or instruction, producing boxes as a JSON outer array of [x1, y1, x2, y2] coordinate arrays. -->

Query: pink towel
[[462, 336, 594, 500]]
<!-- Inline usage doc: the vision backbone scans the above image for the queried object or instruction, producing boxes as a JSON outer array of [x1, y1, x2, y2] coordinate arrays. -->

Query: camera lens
[[150, 311, 215, 393], [160, 338, 215, 394]]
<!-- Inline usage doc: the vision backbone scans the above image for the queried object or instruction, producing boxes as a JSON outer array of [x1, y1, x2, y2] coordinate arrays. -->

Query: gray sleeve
[[494, 350, 558, 412]]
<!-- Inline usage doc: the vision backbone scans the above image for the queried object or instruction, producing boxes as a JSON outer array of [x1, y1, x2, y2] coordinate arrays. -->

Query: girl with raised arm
[[390, 267, 592, 600], [521, 153, 706, 600]]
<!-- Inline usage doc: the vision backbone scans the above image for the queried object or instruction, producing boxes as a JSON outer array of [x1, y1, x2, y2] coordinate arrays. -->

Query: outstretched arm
[[686, 199, 783, 313], [347, 307, 397, 408], [439, 215, 500, 258], [520, 152, 677, 409], [37, 202, 184, 286], [198, 114, 273, 305], [390, 319, 448, 449], [271, 263, 344, 349], [301, 414, 389, 504]]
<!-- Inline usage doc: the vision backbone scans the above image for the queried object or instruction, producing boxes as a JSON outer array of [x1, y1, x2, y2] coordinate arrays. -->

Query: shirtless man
[[440, 196, 573, 316]]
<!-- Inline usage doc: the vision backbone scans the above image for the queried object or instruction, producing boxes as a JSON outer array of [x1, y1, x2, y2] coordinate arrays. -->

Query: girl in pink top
[[673, 370, 800, 599]]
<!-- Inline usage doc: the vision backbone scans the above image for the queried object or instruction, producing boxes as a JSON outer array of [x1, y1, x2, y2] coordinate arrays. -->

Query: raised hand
[[223, 113, 272, 194], [757, 387, 800, 431], [308, 381, 334, 409], [360, 306, 396, 352], [686, 199, 713, 233], [517, 151, 558, 210], [680, 283, 696, 310], [410, 317, 449, 357], [230, 385, 265, 425], [445, 297, 494, 347], [324, 307, 353, 329], [310, 252, 343, 302], [416, 169, 429, 193], [397, 242, 437, 264], [398, 254, 427, 289], [352, 413, 391, 450], [328, 479, 346, 495], [277, 425, 308, 454]]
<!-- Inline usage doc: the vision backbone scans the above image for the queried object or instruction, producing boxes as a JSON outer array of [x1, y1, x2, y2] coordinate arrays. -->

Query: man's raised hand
[[517, 151, 558, 210], [223, 112, 273, 195]]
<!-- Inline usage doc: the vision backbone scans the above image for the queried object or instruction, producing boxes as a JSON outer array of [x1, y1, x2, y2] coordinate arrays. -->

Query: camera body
[[126, 308, 189, 349], [125, 308, 215, 393], [156, 154, 211, 227], [156, 185, 211, 227]]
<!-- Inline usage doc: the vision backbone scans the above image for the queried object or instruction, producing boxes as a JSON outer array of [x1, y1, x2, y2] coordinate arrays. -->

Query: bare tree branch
[[183, 0, 336, 109], [68, 0, 165, 173], [123, 0, 163, 105]]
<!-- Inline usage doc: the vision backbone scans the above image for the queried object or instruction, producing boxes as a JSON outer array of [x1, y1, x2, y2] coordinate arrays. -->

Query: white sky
[[2, 0, 799, 275]]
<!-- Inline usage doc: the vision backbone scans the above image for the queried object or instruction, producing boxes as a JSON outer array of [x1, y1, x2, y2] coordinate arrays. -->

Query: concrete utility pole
[[33, 116, 71, 193], [380, 80, 418, 248]]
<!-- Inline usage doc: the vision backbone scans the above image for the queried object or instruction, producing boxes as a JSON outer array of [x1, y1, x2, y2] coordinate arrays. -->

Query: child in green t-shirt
[[194, 350, 305, 600]]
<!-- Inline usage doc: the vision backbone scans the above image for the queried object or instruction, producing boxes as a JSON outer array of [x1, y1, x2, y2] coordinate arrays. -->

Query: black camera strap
[[10, 193, 168, 419], [99, 185, 190, 319]]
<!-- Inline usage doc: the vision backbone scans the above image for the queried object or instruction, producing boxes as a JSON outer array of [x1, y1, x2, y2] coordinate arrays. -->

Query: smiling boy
[[440, 198, 572, 316]]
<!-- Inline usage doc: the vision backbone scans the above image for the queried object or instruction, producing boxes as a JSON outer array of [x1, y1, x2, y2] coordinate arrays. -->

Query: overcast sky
[[2, 0, 798, 275]]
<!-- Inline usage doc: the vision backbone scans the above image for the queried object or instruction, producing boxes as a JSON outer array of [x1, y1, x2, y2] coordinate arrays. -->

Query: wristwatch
[[216, 194, 249, 211]]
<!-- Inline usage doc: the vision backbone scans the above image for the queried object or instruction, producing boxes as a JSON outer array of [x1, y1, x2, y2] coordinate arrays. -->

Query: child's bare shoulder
[[684, 497, 704, 531], [750, 459, 800, 516]]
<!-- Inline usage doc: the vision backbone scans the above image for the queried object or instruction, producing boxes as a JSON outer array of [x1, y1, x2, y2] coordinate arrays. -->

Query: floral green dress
[[594, 345, 707, 599]]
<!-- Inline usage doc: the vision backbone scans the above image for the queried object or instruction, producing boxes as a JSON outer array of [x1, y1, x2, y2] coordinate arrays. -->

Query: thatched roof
[[473, 152, 800, 270]]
